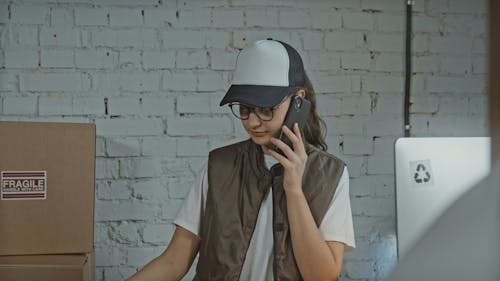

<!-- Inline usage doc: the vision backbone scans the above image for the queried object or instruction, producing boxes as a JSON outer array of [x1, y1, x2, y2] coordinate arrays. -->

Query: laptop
[[394, 137, 491, 259]]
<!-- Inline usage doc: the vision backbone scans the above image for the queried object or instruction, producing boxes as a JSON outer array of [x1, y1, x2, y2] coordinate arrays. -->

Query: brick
[[246, 9, 279, 27], [366, 136, 396, 174], [142, 51, 175, 69], [143, 224, 174, 244], [75, 49, 116, 69], [118, 73, 161, 92], [409, 95, 439, 114], [374, 54, 403, 72], [143, 9, 177, 27], [472, 37, 486, 54], [177, 50, 208, 69], [177, 95, 211, 114], [177, 138, 210, 157], [5, 50, 38, 68], [413, 34, 429, 53], [341, 53, 371, 70], [205, 31, 231, 48], [300, 31, 323, 50], [340, 95, 372, 115], [162, 30, 205, 49], [314, 74, 358, 93], [197, 70, 227, 92], [469, 96, 486, 115], [232, 30, 290, 49], [41, 50, 74, 68], [141, 97, 175, 116], [142, 137, 177, 157], [413, 15, 440, 33], [448, 0, 486, 14], [363, 76, 403, 93], [311, 10, 341, 29], [163, 71, 197, 91], [427, 76, 483, 93], [120, 158, 162, 178], [437, 96, 469, 115], [371, 94, 403, 116], [96, 180, 131, 200], [472, 55, 486, 74], [109, 9, 142, 26], [93, 29, 158, 48], [430, 36, 473, 55], [3, 97, 37, 115], [439, 56, 471, 75], [361, 0, 410, 12], [341, 155, 365, 178], [108, 97, 141, 116], [95, 158, 119, 179], [377, 14, 403, 32], [21, 73, 91, 92], [325, 31, 364, 51], [343, 135, 373, 155], [125, 246, 164, 267], [131, 179, 168, 200], [95, 247, 122, 266], [107, 138, 141, 157], [413, 55, 439, 73], [95, 118, 164, 136], [279, 10, 310, 28], [307, 51, 340, 71], [159, 198, 183, 220], [75, 8, 108, 26], [370, 34, 402, 52], [365, 116, 403, 136], [167, 176, 194, 199], [427, 116, 487, 136], [96, 137, 106, 157], [95, 200, 158, 222], [41, 27, 80, 47], [343, 12, 374, 30], [167, 117, 232, 136], [324, 116, 365, 135], [119, 51, 141, 70], [344, 261, 375, 279], [50, 8, 73, 27], [212, 10, 244, 28], [38, 96, 73, 115], [7, 26, 38, 47], [425, 0, 448, 14], [112, 222, 139, 243], [178, 9, 211, 27], [0, 3, 8, 24], [11, 5, 48, 24], [209, 49, 237, 70], [59, 96, 105, 116], [351, 197, 394, 217]]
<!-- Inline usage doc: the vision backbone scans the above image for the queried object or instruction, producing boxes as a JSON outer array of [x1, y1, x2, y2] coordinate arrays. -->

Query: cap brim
[[220, 85, 293, 108]]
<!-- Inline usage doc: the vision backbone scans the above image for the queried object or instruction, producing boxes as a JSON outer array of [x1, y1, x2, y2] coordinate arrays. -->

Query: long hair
[[301, 73, 328, 151]]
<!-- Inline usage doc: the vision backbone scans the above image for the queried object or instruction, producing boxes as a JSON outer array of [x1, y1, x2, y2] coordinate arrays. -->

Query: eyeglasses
[[228, 103, 275, 121]]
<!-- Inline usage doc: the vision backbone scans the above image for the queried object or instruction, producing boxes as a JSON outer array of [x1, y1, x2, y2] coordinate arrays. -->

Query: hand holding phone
[[275, 95, 311, 156]]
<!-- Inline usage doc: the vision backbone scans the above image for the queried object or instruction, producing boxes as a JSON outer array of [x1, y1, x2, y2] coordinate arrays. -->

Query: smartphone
[[276, 95, 311, 155]]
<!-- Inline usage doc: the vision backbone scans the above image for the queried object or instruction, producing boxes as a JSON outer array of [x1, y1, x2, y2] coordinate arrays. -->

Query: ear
[[296, 89, 306, 98]]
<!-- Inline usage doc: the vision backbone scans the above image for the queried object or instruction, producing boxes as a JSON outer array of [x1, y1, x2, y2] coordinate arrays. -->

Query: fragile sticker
[[1, 171, 47, 200]]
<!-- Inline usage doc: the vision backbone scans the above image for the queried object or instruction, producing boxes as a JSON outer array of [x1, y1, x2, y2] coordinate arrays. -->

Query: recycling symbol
[[414, 164, 431, 184]]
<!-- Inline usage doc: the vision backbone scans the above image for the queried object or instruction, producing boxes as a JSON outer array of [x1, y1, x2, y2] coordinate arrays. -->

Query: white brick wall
[[0, 0, 488, 280]]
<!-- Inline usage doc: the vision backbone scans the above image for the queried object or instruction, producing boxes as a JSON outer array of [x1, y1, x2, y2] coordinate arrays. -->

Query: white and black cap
[[220, 39, 306, 108]]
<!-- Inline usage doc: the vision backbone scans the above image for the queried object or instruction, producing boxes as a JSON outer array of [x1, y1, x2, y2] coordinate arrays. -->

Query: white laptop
[[394, 137, 491, 259]]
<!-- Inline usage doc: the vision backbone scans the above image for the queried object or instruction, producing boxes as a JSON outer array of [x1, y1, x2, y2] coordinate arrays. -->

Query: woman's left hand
[[263, 123, 308, 195]]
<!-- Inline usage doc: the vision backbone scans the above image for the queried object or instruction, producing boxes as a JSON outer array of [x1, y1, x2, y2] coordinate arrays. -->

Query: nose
[[247, 111, 262, 127]]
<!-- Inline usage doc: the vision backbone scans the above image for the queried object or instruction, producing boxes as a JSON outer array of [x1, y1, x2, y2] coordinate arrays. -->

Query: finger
[[265, 145, 291, 167], [271, 137, 299, 162], [285, 124, 306, 156]]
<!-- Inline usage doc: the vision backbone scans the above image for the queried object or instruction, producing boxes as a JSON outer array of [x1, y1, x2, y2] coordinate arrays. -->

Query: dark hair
[[301, 73, 328, 151]]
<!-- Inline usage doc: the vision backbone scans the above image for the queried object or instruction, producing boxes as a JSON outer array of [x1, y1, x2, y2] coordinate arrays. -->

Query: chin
[[250, 135, 271, 146]]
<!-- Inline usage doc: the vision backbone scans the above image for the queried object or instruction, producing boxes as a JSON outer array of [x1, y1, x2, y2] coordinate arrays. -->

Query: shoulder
[[306, 144, 345, 168]]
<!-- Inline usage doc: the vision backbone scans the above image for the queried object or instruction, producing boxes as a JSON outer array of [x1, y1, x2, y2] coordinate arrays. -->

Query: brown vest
[[193, 139, 345, 281]]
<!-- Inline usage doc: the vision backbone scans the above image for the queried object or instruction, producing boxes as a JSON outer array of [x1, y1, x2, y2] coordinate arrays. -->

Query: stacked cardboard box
[[0, 122, 96, 281]]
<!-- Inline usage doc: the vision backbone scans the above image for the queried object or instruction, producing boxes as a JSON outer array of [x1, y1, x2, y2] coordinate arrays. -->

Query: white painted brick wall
[[0, 1, 488, 280]]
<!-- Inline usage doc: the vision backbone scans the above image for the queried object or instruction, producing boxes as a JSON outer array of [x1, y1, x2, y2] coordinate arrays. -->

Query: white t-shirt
[[174, 154, 356, 281]]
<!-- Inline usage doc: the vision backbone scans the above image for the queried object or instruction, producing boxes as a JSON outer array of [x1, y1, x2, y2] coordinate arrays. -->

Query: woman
[[128, 39, 355, 281]]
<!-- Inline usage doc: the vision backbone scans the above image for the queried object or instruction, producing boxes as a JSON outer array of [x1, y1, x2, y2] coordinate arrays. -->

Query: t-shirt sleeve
[[173, 163, 208, 237], [319, 166, 356, 251]]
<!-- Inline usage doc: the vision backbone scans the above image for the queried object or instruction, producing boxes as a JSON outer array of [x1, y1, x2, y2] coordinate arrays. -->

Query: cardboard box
[[0, 121, 95, 256], [0, 252, 94, 281]]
